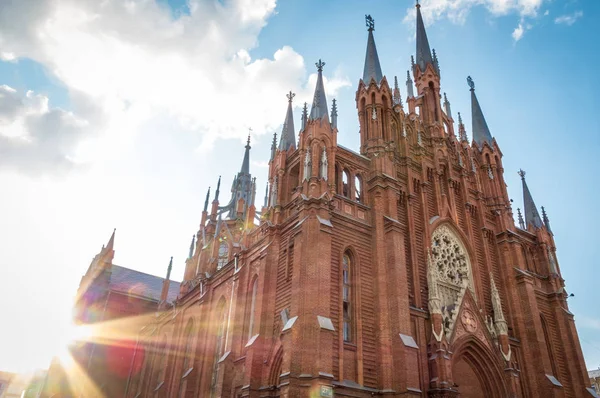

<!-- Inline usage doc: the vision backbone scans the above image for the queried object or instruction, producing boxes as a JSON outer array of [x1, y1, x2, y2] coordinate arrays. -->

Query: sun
[[55, 323, 94, 367]]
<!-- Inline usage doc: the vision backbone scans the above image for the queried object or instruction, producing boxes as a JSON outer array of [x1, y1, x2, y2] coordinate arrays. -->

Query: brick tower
[[123, 5, 595, 398]]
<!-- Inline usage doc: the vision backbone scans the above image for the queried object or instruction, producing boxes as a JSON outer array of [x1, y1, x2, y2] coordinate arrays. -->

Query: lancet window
[[247, 277, 258, 339], [342, 252, 354, 342]]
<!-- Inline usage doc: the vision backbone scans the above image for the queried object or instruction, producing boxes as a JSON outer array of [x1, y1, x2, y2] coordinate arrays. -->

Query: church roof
[[109, 264, 180, 303]]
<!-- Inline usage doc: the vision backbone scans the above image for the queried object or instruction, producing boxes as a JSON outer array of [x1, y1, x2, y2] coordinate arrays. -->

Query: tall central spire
[[415, 1, 434, 72], [362, 15, 383, 84], [279, 91, 296, 151], [468, 76, 493, 148], [241, 131, 251, 174], [518, 170, 543, 229], [309, 59, 329, 121]]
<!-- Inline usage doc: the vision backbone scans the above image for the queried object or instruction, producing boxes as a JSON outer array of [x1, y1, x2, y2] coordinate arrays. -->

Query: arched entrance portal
[[452, 338, 507, 398]]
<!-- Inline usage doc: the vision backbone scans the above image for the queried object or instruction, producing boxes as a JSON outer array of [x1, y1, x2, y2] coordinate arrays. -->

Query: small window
[[342, 170, 350, 197], [354, 175, 362, 203], [342, 253, 353, 342], [217, 242, 229, 270], [248, 278, 258, 339]]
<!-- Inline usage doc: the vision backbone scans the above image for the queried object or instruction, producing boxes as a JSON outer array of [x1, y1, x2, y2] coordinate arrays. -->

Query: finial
[[416, 0, 420, 8], [517, 208, 525, 229], [411, 55, 415, 70], [215, 175, 221, 201], [246, 129, 252, 147], [365, 15, 375, 32], [331, 98, 338, 116], [166, 256, 173, 279], [458, 112, 463, 125], [316, 59, 325, 72], [541, 206, 552, 233], [518, 169, 526, 180], [444, 92, 448, 103], [467, 76, 475, 91], [188, 235, 195, 259], [264, 182, 269, 208], [287, 90, 295, 103], [395, 76, 399, 90]]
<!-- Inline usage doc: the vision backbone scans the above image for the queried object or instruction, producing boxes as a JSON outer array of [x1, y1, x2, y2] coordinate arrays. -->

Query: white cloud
[[0, 85, 96, 173], [0, 0, 350, 173], [554, 11, 583, 26], [403, 0, 546, 41], [512, 23, 525, 41], [579, 316, 600, 331]]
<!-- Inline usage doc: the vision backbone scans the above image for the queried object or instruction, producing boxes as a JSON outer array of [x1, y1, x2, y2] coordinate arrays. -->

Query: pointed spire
[[188, 235, 195, 259], [263, 182, 269, 208], [490, 273, 508, 335], [241, 130, 251, 174], [458, 112, 468, 142], [393, 76, 403, 107], [331, 98, 338, 129], [270, 131, 277, 160], [541, 206, 553, 234], [279, 91, 296, 151], [443, 92, 452, 119], [467, 76, 494, 148], [166, 256, 173, 280], [203, 187, 211, 212], [309, 59, 329, 121], [415, 1, 434, 73], [406, 70, 414, 98], [214, 176, 221, 201], [517, 208, 525, 229], [106, 228, 116, 251], [362, 15, 383, 84], [251, 177, 257, 206], [301, 102, 308, 130], [518, 169, 543, 229], [432, 48, 440, 76]]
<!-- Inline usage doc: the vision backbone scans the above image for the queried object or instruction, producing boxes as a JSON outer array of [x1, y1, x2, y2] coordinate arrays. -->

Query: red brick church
[[64, 3, 595, 398]]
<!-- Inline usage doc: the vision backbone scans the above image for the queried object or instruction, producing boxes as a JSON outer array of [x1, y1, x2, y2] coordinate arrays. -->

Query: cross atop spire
[[518, 169, 543, 229], [309, 59, 329, 121], [415, 1, 434, 73], [362, 15, 383, 84], [279, 91, 296, 151], [468, 76, 493, 148]]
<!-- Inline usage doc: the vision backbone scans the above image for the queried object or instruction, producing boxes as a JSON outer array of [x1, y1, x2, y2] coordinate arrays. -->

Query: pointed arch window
[[217, 241, 229, 270], [342, 170, 350, 197], [248, 278, 259, 340], [153, 334, 168, 393], [342, 252, 354, 342], [354, 175, 362, 203], [178, 319, 195, 398], [210, 301, 228, 396]]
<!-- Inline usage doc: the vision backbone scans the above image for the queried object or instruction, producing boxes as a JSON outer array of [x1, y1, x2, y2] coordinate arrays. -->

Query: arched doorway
[[452, 338, 507, 398]]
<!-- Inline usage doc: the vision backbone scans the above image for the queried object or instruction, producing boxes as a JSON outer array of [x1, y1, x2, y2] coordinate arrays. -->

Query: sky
[[0, 0, 599, 375]]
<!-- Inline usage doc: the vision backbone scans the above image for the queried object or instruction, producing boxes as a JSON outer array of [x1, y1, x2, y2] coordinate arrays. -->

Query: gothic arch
[[451, 335, 508, 398], [268, 344, 284, 388]]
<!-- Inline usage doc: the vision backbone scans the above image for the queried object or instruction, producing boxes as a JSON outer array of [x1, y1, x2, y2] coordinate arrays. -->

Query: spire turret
[[415, 1, 434, 73], [518, 170, 543, 229], [166, 256, 173, 280], [362, 15, 383, 84], [467, 76, 493, 148], [270, 131, 277, 160], [188, 235, 195, 259], [458, 112, 468, 142], [393, 76, 403, 107], [443, 92, 452, 119], [263, 182, 269, 208], [279, 91, 296, 151], [301, 102, 308, 131], [203, 187, 211, 212], [159, 256, 173, 309], [106, 228, 115, 252], [541, 206, 552, 234], [406, 71, 414, 98], [309, 59, 329, 121], [331, 98, 338, 129], [241, 131, 251, 174], [215, 176, 221, 201], [517, 208, 525, 229]]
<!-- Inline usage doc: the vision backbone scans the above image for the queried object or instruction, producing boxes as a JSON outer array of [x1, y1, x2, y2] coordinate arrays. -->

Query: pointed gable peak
[[415, 1, 434, 73], [309, 59, 329, 122], [468, 76, 494, 149], [241, 130, 251, 174], [518, 169, 543, 229], [362, 15, 383, 85], [279, 91, 296, 151]]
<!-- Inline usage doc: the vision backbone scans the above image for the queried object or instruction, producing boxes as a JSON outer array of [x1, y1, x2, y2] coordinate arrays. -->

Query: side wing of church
[[66, 5, 594, 398]]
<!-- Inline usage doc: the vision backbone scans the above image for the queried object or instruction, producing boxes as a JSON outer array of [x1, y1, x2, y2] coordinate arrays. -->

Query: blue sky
[[0, 0, 598, 375]]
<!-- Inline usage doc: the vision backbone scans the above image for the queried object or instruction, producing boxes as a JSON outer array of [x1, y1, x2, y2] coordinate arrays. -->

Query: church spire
[[106, 228, 116, 252], [214, 175, 221, 201], [467, 76, 493, 148], [541, 206, 553, 234], [406, 70, 414, 98], [415, 1, 434, 73], [241, 131, 251, 174], [309, 59, 329, 121], [203, 187, 211, 212], [393, 76, 403, 107], [279, 91, 296, 151], [331, 98, 338, 129], [362, 15, 383, 84], [518, 169, 543, 229], [188, 235, 195, 259], [458, 112, 468, 142]]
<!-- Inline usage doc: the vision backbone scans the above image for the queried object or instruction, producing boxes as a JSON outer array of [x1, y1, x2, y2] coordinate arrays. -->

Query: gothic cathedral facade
[[123, 5, 594, 398]]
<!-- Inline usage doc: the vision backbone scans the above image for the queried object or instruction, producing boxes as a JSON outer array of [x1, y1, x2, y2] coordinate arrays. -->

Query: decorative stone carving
[[490, 273, 508, 336], [303, 148, 312, 181], [320, 147, 328, 181], [271, 176, 278, 206], [429, 225, 475, 339], [461, 309, 477, 333]]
